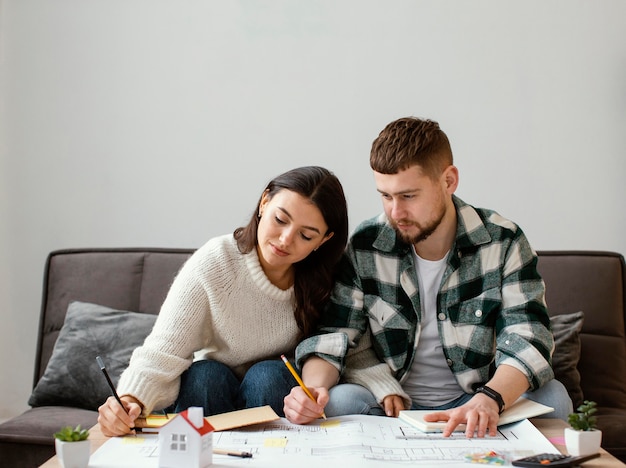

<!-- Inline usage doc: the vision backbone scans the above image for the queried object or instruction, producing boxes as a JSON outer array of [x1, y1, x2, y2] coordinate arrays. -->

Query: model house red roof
[[175, 409, 214, 436]]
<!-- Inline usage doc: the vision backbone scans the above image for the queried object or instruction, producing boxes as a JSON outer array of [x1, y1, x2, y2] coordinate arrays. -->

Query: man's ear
[[442, 165, 459, 194]]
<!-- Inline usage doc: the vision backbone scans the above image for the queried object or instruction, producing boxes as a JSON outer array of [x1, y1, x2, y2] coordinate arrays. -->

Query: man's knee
[[326, 384, 383, 417], [524, 379, 573, 421]]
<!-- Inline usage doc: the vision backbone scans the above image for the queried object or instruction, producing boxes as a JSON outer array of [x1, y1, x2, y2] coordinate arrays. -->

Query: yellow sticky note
[[320, 419, 341, 428], [145, 415, 170, 427], [264, 437, 288, 447], [122, 436, 146, 444]]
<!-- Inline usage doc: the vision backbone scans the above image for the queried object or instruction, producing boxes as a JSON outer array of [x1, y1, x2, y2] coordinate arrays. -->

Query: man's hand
[[283, 385, 329, 425], [97, 395, 142, 437], [423, 365, 529, 437], [382, 394, 405, 417], [423, 392, 500, 438]]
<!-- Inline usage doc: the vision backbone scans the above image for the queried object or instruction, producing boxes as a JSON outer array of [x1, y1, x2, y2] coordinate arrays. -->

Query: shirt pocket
[[364, 295, 411, 331], [447, 287, 502, 327], [363, 295, 411, 373]]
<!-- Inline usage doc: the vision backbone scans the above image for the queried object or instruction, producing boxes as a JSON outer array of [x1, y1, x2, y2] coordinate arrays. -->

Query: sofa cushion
[[28, 301, 156, 411], [0, 406, 98, 445], [0, 406, 99, 468], [594, 406, 626, 460], [550, 311, 585, 408]]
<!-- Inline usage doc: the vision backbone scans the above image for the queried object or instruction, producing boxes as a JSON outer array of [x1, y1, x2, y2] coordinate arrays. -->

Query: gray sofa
[[0, 248, 624, 467]]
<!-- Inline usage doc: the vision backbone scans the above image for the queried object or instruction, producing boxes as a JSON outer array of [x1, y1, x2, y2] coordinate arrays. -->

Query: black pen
[[96, 356, 129, 415]]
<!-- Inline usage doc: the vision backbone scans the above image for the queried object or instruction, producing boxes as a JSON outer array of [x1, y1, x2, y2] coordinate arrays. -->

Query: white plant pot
[[55, 439, 91, 468], [564, 427, 602, 456]]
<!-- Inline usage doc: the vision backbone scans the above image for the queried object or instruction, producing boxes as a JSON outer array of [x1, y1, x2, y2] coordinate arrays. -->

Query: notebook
[[398, 397, 554, 433]]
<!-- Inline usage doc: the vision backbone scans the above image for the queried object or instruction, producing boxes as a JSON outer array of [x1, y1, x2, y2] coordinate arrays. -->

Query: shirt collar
[[371, 195, 493, 254]]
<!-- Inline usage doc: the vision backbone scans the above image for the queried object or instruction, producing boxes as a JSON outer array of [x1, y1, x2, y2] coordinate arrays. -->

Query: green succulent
[[567, 400, 598, 431], [53, 424, 90, 442]]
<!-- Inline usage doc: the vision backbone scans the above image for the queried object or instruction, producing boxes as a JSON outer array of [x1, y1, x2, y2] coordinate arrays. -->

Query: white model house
[[158, 407, 214, 468]]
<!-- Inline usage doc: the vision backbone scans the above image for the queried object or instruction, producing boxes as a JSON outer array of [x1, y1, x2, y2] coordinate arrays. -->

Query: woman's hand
[[97, 395, 142, 437], [283, 385, 329, 425]]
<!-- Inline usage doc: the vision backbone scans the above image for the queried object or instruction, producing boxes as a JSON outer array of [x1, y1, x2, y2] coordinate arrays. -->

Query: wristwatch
[[475, 385, 505, 414]]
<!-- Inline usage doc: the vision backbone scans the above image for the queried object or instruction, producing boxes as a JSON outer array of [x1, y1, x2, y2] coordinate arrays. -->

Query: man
[[283, 117, 571, 438]]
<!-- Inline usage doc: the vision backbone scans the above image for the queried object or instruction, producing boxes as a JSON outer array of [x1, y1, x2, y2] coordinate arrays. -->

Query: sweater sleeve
[[342, 332, 411, 408], [117, 249, 213, 415]]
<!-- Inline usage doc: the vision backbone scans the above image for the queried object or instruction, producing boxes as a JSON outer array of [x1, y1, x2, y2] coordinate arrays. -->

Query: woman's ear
[[315, 231, 334, 250], [259, 189, 271, 217]]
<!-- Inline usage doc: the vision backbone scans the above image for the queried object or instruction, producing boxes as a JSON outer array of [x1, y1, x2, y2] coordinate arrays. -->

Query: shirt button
[[446, 359, 453, 367], [475, 309, 483, 318], [438, 313, 446, 321], [505, 340, 510, 345]]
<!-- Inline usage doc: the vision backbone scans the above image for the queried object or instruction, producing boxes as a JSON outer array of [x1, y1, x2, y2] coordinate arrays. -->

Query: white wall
[[1, 0, 625, 422]]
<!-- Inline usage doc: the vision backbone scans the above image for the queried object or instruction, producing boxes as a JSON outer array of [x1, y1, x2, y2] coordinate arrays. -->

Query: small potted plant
[[565, 400, 602, 456], [53, 424, 91, 468]]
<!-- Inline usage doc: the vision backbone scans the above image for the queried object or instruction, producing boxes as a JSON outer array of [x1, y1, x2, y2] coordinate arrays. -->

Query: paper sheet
[[88, 414, 558, 467], [208, 405, 279, 431], [135, 405, 280, 432]]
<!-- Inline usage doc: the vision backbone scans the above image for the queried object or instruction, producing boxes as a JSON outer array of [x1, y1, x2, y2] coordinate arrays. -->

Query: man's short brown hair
[[370, 117, 453, 180]]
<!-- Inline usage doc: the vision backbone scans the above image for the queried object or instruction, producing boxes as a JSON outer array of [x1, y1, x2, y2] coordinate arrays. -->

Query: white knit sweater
[[117, 234, 299, 414]]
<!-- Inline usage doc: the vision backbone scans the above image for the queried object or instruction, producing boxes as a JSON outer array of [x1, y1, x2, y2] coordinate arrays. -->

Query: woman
[[98, 166, 348, 436]]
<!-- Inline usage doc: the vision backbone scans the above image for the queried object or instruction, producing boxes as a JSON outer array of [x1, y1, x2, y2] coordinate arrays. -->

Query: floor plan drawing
[[88, 414, 558, 467], [211, 415, 555, 466]]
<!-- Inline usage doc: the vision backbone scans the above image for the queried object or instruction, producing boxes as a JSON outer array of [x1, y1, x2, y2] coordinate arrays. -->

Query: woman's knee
[[182, 360, 238, 389], [242, 360, 293, 389], [240, 360, 293, 416], [176, 360, 239, 415]]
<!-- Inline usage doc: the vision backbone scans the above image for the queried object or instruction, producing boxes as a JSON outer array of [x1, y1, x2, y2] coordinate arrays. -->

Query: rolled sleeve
[[295, 332, 348, 371], [495, 236, 554, 389]]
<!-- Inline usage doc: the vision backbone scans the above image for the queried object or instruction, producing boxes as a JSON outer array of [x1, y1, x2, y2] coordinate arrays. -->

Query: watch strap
[[475, 385, 505, 414]]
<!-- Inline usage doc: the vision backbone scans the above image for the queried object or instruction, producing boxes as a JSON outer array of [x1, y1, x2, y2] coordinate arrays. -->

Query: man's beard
[[391, 211, 445, 245]]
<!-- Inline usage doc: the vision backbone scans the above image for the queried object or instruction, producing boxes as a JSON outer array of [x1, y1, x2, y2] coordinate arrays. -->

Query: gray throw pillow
[[550, 311, 585, 408], [28, 301, 157, 411]]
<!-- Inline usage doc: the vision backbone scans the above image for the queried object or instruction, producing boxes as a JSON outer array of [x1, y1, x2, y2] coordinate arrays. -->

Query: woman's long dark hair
[[233, 166, 348, 340]]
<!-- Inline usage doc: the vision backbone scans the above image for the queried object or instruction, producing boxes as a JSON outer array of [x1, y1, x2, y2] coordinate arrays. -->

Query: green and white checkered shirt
[[296, 196, 555, 405]]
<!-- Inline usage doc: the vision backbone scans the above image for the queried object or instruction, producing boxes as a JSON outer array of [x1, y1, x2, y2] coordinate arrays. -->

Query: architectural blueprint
[[213, 415, 557, 467], [89, 415, 559, 467]]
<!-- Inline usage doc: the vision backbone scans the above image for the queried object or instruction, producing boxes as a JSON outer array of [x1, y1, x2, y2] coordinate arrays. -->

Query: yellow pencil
[[281, 354, 327, 419]]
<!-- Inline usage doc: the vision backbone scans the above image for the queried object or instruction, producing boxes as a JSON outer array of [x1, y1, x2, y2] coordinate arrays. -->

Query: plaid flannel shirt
[[296, 196, 554, 404]]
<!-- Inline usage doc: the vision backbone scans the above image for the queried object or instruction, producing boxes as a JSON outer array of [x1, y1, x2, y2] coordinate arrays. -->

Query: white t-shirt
[[402, 248, 463, 406]]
